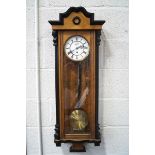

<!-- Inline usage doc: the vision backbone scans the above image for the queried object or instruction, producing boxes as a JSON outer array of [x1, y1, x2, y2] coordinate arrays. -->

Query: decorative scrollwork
[[52, 30, 58, 46], [96, 123, 101, 139], [54, 124, 60, 139], [96, 30, 102, 46]]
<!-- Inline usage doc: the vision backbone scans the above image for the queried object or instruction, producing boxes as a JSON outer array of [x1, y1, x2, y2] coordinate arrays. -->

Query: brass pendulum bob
[[70, 109, 88, 131]]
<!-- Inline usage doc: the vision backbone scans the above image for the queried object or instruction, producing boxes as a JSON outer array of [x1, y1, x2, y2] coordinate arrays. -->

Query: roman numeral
[[68, 51, 72, 55]]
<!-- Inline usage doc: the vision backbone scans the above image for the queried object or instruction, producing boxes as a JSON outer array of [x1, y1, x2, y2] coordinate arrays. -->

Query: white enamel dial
[[64, 36, 90, 61]]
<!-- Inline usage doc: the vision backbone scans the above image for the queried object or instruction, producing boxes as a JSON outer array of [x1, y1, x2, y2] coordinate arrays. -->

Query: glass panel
[[63, 54, 91, 134]]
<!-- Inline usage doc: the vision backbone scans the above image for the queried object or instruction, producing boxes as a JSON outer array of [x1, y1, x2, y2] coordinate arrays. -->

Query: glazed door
[[58, 30, 96, 140]]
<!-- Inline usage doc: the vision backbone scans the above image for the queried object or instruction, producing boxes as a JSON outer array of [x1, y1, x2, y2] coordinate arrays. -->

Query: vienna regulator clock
[[49, 7, 105, 152]]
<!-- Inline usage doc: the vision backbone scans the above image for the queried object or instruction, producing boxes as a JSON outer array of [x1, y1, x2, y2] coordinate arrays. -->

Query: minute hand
[[71, 45, 83, 52]]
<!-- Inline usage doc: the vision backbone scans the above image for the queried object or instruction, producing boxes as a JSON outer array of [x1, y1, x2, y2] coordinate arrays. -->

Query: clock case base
[[49, 6, 105, 152], [55, 139, 101, 152], [70, 143, 86, 152], [54, 138, 101, 146]]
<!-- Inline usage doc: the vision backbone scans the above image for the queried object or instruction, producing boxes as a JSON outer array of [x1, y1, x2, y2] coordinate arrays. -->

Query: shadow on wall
[[59, 30, 110, 155], [99, 29, 111, 101]]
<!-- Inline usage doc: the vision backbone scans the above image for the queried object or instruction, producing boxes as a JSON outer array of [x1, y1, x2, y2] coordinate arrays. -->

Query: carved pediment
[[49, 7, 105, 30]]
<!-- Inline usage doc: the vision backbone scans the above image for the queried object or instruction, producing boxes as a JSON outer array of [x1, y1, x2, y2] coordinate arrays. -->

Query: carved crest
[[49, 7, 105, 30]]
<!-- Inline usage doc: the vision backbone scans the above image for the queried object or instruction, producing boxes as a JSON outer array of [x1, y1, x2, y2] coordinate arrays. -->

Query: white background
[[0, 0, 155, 155]]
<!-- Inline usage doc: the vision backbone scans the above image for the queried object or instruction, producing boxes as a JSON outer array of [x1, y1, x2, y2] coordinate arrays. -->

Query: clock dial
[[64, 36, 90, 61]]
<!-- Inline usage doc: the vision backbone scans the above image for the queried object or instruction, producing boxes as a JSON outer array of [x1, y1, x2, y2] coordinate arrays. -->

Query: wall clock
[[49, 7, 105, 152]]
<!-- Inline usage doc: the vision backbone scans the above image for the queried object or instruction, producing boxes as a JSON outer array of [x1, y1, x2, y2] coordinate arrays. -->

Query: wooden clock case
[[49, 7, 105, 152]]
